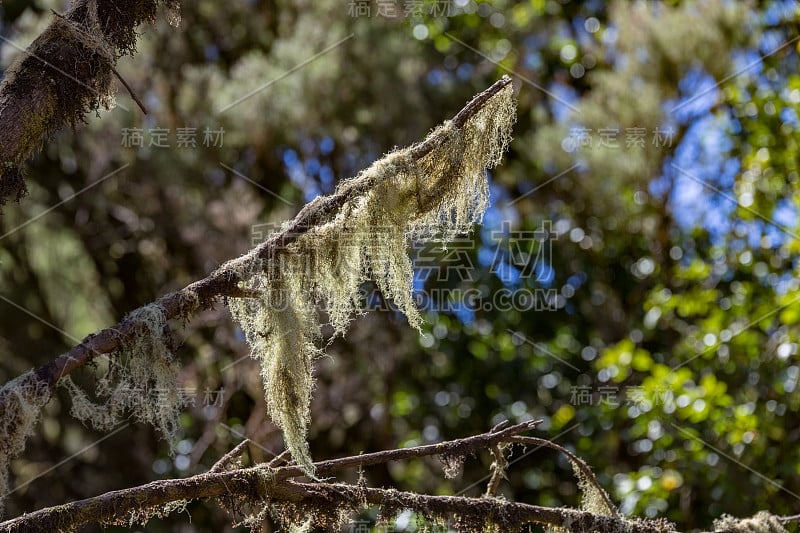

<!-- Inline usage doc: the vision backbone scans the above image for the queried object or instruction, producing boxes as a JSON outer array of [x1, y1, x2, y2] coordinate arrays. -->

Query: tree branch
[[0, 75, 514, 412], [510, 435, 619, 517], [273, 419, 541, 482], [0, 419, 787, 533], [0, 421, 646, 533], [208, 438, 250, 473], [484, 442, 507, 497], [1, 474, 639, 533]]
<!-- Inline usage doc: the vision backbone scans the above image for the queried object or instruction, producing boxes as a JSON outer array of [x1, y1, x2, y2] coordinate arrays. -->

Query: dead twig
[[268, 449, 292, 468], [510, 435, 618, 516], [208, 439, 250, 473], [111, 66, 148, 114], [272, 419, 541, 482], [484, 442, 508, 497]]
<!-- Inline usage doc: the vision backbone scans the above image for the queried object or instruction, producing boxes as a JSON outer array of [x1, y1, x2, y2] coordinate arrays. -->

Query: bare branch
[[511, 435, 618, 517], [268, 449, 292, 468], [208, 439, 250, 473], [272, 419, 541, 481], [484, 443, 508, 497], [111, 67, 148, 115]]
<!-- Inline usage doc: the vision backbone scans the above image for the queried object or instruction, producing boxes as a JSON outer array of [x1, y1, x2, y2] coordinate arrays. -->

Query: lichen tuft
[[0, 370, 51, 515], [227, 82, 516, 475], [569, 457, 617, 518], [61, 303, 186, 453]]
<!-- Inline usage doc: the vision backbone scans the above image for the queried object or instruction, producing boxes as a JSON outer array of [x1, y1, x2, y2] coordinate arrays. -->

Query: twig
[[272, 420, 542, 481], [268, 449, 292, 468], [111, 67, 147, 114], [484, 443, 508, 497], [208, 439, 250, 473], [510, 435, 618, 516], [491, 419, 510, 432]]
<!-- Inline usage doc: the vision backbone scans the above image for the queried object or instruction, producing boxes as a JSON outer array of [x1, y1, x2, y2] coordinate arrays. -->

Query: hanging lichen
[[0, 370, 51, 514], [227, 82, 516, 476], [229, 271, 322, 475], [569, 457, 617, 518], [60, 303, 186, 453], [546, 454, 619, 533]]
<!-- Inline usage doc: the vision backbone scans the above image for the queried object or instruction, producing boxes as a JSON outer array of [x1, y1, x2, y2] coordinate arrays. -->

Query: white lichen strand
[[0, 370, 51, 514], [228, 271, 321, 475], [569, 458, 617, 518], [61, 375, 125, 431], [440, 453, 466, 480], [61, 303, 186, 453], [124, 498, 191, 526], [227, 83, 516, 476]]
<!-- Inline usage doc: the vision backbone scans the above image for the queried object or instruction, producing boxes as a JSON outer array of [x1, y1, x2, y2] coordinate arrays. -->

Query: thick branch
[[0, 467, 261, 532], [283, 483, 659, 533], [1, 75, 513, 409], [0, 0, 167, 204]]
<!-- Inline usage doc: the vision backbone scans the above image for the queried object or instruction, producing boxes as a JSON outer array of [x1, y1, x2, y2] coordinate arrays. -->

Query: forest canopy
[[1, 0, 800, 531]]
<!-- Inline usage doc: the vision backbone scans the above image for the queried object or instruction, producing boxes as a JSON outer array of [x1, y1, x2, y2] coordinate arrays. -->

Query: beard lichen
[[229, 273, 321, 475], [227, 83, 516, 477], [266, 499, 353, 533], [0, 297, 194, 513], [225, 464, 350, 533], [546, 456, 619, 533], [440, 452, 466, 480], [569, 457, 617, 519], [0, 370, 51, 514], [60, 303, 186, 453], [119, 498, 190, 528]]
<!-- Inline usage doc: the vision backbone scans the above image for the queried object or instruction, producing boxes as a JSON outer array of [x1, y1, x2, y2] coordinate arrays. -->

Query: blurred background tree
[[1, 0, 799, 531]]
